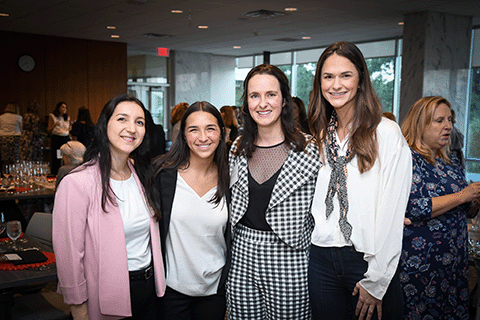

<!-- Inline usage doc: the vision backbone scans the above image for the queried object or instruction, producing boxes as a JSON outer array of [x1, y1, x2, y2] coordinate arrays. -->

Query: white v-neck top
[[165, 174, 228, 296]]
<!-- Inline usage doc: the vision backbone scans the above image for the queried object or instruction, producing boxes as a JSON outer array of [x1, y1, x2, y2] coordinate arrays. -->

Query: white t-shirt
[[110, 174, 152, 271], [311, 118, 412, 300], [165, 174, 228, 296], [50, 113, 70, 136]]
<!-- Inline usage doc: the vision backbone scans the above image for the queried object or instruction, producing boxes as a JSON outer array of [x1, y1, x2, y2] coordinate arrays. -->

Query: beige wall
[[0, 31, 127, 122]]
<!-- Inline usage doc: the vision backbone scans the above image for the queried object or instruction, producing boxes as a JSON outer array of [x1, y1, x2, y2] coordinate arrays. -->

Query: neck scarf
[[325, 110, 355, 241]]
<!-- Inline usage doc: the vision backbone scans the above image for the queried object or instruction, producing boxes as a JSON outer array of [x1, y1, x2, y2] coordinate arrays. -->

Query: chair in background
[[25, 212, 52, 247]]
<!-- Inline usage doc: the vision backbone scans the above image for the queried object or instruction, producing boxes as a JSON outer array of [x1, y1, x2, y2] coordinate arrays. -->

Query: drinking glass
[[7, 220, 21, 251], [0, 212, 5, 236], [2, 164, 10, 179]]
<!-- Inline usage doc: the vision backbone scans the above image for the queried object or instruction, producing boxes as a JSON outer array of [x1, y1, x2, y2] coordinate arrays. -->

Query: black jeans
[[159, 286, 226, 320], [123, 270, 157, 319], [308, 245, 403, 320]]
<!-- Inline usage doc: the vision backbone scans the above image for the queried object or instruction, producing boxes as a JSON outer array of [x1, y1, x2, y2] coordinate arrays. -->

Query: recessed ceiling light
[[198, 25, 208, 29], [0, 13, 9, 17], [398, 22, 404, 25], [285, 8, 297, 12], [111, 35, 120, 38], [107, 26, 116, 29], [171, 10, 183, 14], [233, 46, 241, 49], [302, 36, 311, 40]]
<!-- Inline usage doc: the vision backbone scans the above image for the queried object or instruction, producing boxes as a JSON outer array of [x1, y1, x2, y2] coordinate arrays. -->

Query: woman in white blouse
[[48, 101, 70, 175], [307, 41, 412, 320], [153, 101, 230, 320]]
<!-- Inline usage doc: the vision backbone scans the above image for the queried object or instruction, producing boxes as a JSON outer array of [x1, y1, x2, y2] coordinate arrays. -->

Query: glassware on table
[[0, 213, 6, 253], [7, 220, 22, 251]]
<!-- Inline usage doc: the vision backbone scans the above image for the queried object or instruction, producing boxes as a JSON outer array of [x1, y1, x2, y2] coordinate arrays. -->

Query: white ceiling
[[1, 0, 479, 57]]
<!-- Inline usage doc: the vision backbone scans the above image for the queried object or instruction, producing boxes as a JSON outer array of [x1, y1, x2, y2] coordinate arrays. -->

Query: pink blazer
[[53, 161, 165, 320]]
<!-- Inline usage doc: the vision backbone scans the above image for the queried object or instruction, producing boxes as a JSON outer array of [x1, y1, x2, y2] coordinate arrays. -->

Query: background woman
[[71, 106, 95, 149], [292, 96, 310, 134], [220, 105, 239, 149], [307, 41, 412, 320], [153, 101, 230, 320], [227, 64, 321, 319], [48, 101, 70, 175], [400, 96, 480, 319], [19, 100, 43, 161], [0, 102, 22, 164], [55, 140, 86, 188], [170, 102, 189, 145], [53, 94, 165, 319]]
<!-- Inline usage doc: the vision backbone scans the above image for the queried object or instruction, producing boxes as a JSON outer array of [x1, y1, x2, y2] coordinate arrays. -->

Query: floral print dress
[[400, 148, 470, 320]]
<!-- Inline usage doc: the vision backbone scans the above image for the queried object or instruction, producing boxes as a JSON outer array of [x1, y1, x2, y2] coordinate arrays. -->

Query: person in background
[[153, 101, 230, 320], [55, 141, 86, 188], [383, 111, 397, 123], [170, 102, 189, 145], [400, 96, 480, 319], [71, 106, 95, 150], [0, 102, 22, 164], [307, 41, 411, 320], [53, 94, 165, 319], [220, 105, 239, 149], [449, 109, 465, 169], [19, 100, 43, 162], [48, 101, 70, 175], [145, 109, 166, 159], [227, 64, 321, 319], [292, 96, 310, 134]]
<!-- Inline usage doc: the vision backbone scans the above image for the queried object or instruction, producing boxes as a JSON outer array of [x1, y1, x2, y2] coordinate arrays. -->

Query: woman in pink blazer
[[53, 94, 165, 320]]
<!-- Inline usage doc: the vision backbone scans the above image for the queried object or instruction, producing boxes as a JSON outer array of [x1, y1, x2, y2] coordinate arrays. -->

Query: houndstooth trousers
[[226, 224, 311, 320]]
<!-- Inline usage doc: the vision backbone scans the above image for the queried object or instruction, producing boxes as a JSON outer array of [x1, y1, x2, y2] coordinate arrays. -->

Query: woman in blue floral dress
[[400, 96, 480, 320]]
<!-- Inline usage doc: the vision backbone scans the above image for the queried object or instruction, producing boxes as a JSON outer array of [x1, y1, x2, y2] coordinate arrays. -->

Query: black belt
[[129, 265, 153, 281]]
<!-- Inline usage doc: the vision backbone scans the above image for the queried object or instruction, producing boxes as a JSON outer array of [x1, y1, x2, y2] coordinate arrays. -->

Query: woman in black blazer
[[153, 101, 230, 320]]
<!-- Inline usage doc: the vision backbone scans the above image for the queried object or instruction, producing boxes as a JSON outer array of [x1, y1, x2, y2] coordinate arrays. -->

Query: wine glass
[[7, 220, 22, 251], [2, 164, 10, 180], [0, 212, 5, 236]]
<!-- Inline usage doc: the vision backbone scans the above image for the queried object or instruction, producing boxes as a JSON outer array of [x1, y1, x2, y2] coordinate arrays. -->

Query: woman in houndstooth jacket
[[227, 64, 321, 319]]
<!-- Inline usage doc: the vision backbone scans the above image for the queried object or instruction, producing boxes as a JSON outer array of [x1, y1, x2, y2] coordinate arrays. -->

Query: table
[[0, 235, 57, 320], [0, 185, 55, 202]]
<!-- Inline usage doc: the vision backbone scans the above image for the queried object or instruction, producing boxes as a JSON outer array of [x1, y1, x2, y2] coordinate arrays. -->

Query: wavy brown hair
[[308, 41, 382, 173], [234, 64, 305, 158], [401, 96, 452, 165], [170, 102, 189, 125]]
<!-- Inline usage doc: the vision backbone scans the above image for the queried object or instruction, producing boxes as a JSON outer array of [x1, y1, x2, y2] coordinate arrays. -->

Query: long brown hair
[[234, 64, 305, 158], [401, 96, 452, 165], [308, 41, 382, 173]]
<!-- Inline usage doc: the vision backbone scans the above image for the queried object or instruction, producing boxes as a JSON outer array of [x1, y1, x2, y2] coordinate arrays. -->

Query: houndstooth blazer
[[229, 137, 322, 250]]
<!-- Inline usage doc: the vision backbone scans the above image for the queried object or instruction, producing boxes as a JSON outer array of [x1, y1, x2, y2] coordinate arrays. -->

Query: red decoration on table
[[0, 251, 55, 270], [0, 232, 24, 242]]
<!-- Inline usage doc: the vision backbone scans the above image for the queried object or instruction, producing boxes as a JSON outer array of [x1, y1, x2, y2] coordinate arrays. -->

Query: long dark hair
[[77, 107, 95, 126], [81, 94, 161, 218], [292, 96, 310, 134], [308, 41, 382, 173], [52, 101, 69, 121], [234, 64, 305, 158], [153, 101, 229, 206]]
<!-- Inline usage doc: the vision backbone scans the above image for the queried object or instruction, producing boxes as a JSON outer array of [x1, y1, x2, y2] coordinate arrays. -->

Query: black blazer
[[156, 168, 231, 294]]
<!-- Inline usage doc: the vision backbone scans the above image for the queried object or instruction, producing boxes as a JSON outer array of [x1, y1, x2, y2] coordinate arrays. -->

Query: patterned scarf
[[325, 110, 355, 241]]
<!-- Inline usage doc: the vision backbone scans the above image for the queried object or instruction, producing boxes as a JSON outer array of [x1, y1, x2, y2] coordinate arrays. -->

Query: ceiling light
[[111, 35, 120, 38], [285, 8, 297, 12], [107, 26, 116, 29], [398, 22, 404, 25], [0, 13, 9, 17], [302, 36, 311, 40], [198, 25, 208, 29], [233, 46, 241, 49], [171, 10, 183, 14]]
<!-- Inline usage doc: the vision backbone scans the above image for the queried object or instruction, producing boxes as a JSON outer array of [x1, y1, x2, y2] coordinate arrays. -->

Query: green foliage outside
[[466, 68, 480, 175], [365, 57, 395, 113]]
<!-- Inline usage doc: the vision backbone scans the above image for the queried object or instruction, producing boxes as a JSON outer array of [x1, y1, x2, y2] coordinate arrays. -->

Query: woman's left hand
[[352, 282, 383, 320]]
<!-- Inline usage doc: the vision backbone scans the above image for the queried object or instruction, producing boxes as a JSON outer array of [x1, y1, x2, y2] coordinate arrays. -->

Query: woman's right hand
[[70, 302, 90, 320], [459, 182, 480, 204]]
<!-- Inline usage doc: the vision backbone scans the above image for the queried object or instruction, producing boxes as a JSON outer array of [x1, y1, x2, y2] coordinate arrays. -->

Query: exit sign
[[157, 48, 170, 57]]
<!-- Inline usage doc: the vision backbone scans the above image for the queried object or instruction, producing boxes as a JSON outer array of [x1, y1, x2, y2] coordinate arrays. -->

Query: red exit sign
[[157, 47, 170, 57]]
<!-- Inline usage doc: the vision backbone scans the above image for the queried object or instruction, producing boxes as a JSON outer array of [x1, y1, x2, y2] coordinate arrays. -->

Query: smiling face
[[185, 111, 221, 162], [422, 103, 452, 157], [107, 101, 146, 159], [247, 73, 284, 132], [59, 104, 67, 115], [320, 53, 359, 115]]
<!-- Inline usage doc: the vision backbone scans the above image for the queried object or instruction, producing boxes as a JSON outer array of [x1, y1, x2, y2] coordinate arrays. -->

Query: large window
[[365, 57, 395, 113], [466, 67, 480, 181]]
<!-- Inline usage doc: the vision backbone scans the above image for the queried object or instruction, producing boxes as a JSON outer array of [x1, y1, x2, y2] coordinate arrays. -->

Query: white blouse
[[50, 113, 70, 136], [311, 118, 412, 300], [165, 174, 228, 296], [110, 174, 152, 271]]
